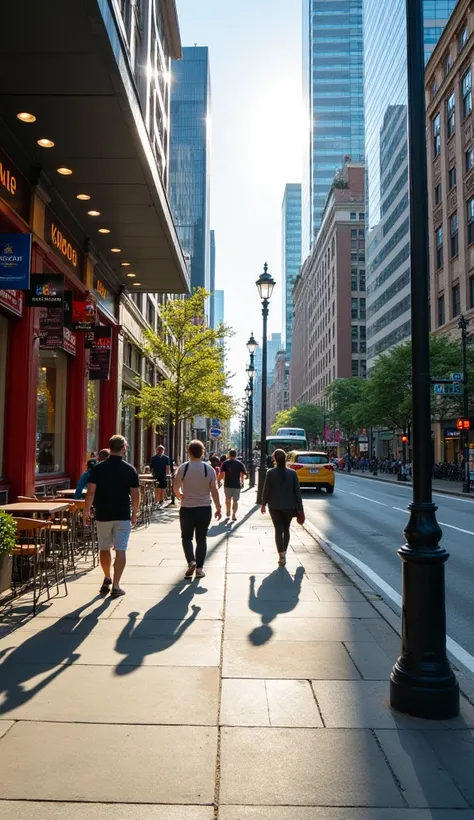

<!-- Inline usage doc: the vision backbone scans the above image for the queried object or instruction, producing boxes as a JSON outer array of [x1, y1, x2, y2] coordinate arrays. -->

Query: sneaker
[[195, 568, 206, 579], [232, 516, 237, 522], [185, 561, 196, 579], [99, 577, 112, 594], [110, 587, 126, 598]]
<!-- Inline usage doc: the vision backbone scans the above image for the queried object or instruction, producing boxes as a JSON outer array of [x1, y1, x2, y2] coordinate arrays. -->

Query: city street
[[303, 473, 474, 668]]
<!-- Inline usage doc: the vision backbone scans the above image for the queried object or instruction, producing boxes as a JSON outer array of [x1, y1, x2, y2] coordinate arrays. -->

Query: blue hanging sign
[[0, 233, 31, 289]]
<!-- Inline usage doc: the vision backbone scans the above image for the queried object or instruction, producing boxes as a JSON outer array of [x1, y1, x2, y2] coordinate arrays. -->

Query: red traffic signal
[[400, 435, 408, 443], [456, 418, 471, 430]]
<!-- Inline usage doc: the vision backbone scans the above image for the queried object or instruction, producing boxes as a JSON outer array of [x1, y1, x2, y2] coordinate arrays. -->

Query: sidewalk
[[1, 491, 474, 817], [345, 468, 467, 496]]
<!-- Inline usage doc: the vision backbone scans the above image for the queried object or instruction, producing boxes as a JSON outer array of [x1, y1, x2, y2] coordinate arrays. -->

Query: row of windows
[[367, 269, 410, 319], [367, 319, 412, 361], [435, 197, 474, 269], [432, 69, 472, 156], [366, 243, 410, 296], [351, 297, 366, 320], [437, 282, 461, 326], [351, 268, 366, 292], [367, 294, 411, 338]]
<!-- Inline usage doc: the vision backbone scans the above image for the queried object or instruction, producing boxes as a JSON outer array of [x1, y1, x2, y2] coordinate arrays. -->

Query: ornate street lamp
[[390, 0, 459, 718], [246, 345, 257, 488], [255, 264, 275, 503]]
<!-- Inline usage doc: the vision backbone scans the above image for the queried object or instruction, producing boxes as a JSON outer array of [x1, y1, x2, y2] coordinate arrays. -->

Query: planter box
[[0, 553, 12, 593]]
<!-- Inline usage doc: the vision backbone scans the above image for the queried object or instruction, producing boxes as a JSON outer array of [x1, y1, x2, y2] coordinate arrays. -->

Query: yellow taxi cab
[[287, 450, 335, 494]]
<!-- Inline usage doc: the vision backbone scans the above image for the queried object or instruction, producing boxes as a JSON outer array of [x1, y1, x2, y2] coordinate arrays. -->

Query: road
[[303, 472, 474, 671]]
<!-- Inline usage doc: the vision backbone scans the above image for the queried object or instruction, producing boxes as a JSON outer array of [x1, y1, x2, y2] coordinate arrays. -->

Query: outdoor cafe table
[[56, 489, 85, 498], [0, 502, 70, 516]]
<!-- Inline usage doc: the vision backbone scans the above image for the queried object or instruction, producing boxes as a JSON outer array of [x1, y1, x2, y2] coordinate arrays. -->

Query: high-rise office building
[[210, 229, 216, 328], [302, 0, 365, 257], [253, 333, 282, 435], [214, 290, 224, 329], [170, 46, 211, 297], [364, 0, 456, 370], [282, 184, 302, 359]]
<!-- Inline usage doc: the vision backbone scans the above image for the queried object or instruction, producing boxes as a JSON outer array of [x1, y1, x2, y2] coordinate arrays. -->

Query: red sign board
[[89, 326, 112, 380], [72, 297, 97, 331], [0, 288, 23, 317]]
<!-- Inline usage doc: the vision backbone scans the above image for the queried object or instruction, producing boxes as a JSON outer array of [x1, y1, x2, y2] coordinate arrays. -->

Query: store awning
[[0, 0, 190, 294]]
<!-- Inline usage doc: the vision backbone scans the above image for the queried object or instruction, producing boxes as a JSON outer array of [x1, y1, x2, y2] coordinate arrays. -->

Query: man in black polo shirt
[[84, 434, 139, 598], [149, 444, 171, 505], [219, 449, 247, 522]]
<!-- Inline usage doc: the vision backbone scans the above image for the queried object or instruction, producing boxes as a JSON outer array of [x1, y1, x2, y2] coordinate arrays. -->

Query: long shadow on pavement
[[247, 566, 305, 646]]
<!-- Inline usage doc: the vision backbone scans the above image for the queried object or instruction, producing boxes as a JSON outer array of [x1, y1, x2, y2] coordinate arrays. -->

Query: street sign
[[434, 383, 461, 394], [451, 373, 463, 381], [211, 418, 221, 428], [210, 427, 222, 439]]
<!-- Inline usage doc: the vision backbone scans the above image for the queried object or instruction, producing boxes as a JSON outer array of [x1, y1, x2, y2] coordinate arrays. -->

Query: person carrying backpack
[[173, 440, 222, 579]]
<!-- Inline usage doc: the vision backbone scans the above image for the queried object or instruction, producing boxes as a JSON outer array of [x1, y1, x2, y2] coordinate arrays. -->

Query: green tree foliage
[[134, 289, 235, 455], [271, 403, 325, 441], [325, 378, 366, 437]]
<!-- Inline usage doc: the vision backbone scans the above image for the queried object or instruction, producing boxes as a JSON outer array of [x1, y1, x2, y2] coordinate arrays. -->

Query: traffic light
[[401, 434, 409, 443], [456, 418, 471, 430]]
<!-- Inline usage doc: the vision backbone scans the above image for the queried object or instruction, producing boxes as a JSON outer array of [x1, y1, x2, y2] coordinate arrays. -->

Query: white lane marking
[[392, 506, 474, 536], [350, 492, 387, 506], [304, 518, 474, 676], [434, 493, 474, 505], [393, 507, 408, 513], [339, 474, 474, 504]]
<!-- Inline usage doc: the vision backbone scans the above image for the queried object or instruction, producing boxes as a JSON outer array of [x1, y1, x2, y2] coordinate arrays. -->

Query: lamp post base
[[390, 665, 459, 720], [462, 480, 471, 494], [256, 463, 267, 505]]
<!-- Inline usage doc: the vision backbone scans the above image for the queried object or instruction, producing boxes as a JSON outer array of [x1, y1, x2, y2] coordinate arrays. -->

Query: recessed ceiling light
[[57, 167, 73, 175], [121, 262, 131, 267], [76, 194, 90, 201], [126, 273, 136, 278], [111, 248, 121, 253], [132, 282, 142, 286], [87, 210, 100, 216], [98, 228, 110, 234], [17, 112, 36, 123], [37, 138, 54, 148]]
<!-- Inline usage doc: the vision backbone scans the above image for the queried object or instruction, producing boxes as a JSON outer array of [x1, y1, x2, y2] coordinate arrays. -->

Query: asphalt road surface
[[303, 472, 474, 671]]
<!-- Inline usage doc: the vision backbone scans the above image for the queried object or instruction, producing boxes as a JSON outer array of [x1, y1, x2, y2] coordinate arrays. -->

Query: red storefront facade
[[0, 149, 120, 502]]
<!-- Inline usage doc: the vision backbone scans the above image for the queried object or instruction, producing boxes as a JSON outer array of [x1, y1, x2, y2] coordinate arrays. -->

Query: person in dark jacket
[[260, 448, 305, 566]]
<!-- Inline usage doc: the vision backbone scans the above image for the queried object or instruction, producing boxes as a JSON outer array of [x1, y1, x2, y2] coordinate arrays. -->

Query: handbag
[[296, 510, 305, 526]]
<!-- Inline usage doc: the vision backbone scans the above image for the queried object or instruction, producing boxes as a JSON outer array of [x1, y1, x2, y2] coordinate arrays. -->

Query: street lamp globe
[[256, 263, 275, 301], [247, 362, 255, 380], [245, 384, 251, 397], [246, 332, 258, 355]]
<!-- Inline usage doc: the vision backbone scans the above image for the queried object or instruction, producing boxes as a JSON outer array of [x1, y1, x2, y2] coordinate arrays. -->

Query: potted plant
[[0, 510, 16, 593]]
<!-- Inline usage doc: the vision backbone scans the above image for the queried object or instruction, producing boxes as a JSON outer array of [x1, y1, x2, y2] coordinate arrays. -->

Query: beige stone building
[[290, 161, 366, 407]]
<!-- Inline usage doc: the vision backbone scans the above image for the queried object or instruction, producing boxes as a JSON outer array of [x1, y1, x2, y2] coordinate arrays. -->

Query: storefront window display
[[121, 391, 136, 466], [86, 380, 100, 456], [36, 351, 67, 473], [0, 316, 7, 476]]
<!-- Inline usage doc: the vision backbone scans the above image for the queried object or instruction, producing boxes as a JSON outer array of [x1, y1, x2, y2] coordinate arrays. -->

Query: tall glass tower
[[282, 184, 302, 360], [364, 0, 456, 370], [302, 0, 365, 257], [170, 47, 211, 296]]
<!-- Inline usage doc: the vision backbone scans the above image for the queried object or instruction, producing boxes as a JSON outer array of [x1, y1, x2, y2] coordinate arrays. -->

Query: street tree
[[325, 378, 367, 438], [271, 403, 325, 442], [134, 289, 235, 458]]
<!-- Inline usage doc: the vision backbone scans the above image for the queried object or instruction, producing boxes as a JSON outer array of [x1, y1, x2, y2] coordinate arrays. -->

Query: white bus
[[276, 427, 306, 439], [266, 434, 308, 457]]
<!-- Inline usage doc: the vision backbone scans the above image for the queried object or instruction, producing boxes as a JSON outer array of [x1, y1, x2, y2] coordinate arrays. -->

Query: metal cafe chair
[[10, 518, 59, 615]]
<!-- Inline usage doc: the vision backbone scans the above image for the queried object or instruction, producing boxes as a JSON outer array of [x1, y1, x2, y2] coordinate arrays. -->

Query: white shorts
[[224, 487, 241, 501], [96, 520, 132, 551]]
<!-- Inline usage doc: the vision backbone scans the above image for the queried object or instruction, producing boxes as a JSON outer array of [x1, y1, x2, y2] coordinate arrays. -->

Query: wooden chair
[[12, 518, 51, 615]]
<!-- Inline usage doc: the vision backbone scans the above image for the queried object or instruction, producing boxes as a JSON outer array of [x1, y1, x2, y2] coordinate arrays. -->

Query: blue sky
[[176, 0, 303, 407]]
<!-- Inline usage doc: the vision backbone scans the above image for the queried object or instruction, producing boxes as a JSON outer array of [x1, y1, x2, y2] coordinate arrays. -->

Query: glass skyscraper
[[170, 47, 211, 296], [210, 229, 216, 328], [364, 0, 456, 370], [302, 0, 365, 257], [282, 184, 302, 360]]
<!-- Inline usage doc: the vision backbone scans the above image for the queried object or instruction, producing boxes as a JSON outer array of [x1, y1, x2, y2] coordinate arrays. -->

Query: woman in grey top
[[261, 449, 305, 566]]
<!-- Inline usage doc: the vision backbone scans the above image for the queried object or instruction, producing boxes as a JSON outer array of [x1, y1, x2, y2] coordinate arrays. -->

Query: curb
[[341, 471, 469, 498], [302, 517, 474, 705]]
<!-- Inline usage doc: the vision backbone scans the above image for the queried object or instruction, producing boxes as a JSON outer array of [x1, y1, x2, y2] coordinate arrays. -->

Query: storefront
[[444, 427, 461, 463]]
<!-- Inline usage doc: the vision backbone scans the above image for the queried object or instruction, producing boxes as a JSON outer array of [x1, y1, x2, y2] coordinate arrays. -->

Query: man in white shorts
[[84, 434, 139, 598], [219, 449, 247, 521]]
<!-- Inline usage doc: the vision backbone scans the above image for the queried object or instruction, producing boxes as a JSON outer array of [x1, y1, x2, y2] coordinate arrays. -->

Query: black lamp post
[[389, 0, 459, 718], [459, 315, 470, 493], [246, 333, 258, 489], [256, 263, 275, 504]]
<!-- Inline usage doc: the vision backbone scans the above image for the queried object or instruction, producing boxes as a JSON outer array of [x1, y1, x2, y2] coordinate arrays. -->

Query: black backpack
[[182, 461, 208, 479]]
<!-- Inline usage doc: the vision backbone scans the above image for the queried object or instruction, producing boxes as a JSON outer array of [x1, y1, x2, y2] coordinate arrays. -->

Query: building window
[[36, 351, 67, 474], [0, 317, 7, 476], [444, 54, 452, 76], [351, 325, 358, 341], [351, 298, 358, 319], [452, 283, 461, 318], [147, 298, 155, 328], [86, 381, 100, 457], [462, 69, 472, 119], [352, 360, 359, 377], [124, 340, 133, 368], [448, 167, 457, 190], [121, 390, 136, 466], [358, 229, 365, 239], [450, 214, 459, 258], [438, 294, 445, 327], [351, 270, 358, 291], [359, 272, 366, 291], [351, 238, 358, 249], [352, 340, 358, 353], [466, 147, 474, 172], [434, 183, 442, 204], [359, 212, 365, 220], [351, 229, 357, 238], [432, 81, 438, 99], [468, 197, 474, 244], [459, 26, 468, 53], [470, 276, 474, 309], [436, 226, 443, 269], [350, 212, 356, 220], [447, 93, 456, 138], [433, 113, 441, 156], [359, 297, 366, 320]]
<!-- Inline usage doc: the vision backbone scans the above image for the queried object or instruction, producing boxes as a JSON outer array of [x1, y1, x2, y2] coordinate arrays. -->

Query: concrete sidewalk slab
[[0, 722, 217, 803], [223, 615, 379, 642], [0, 804, 214, 820], [222, 639, 361, 679], [219, 810, 474, 819]]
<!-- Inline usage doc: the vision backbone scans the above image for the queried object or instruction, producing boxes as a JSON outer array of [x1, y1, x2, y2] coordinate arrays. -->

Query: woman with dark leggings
[[260, 449, 305, 565]]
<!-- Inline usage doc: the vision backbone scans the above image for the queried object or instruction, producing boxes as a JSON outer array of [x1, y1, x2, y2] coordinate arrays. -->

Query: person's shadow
[[0, 596, 112, 716], [247, 566, 304, 646], [114, 579, 206, 675]]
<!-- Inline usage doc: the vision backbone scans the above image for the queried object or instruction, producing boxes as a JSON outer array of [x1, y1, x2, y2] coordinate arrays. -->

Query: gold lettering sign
[[0, 162, 17, 197], [96, 279, 108, 300], [50, 223, 78, 268]]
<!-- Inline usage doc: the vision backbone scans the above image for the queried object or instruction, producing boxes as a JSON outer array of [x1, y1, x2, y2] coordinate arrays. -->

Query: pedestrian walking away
[[84, 434, 139, 598], [149, 444, 171, 505], [261, 448, 305, 566], [74, 449, 110, 499], [219, 448, 247, 521], [173, 439, 222, 579]]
